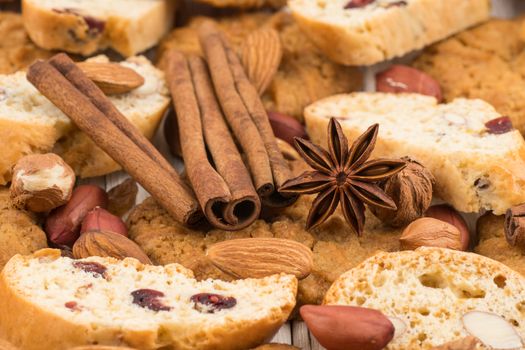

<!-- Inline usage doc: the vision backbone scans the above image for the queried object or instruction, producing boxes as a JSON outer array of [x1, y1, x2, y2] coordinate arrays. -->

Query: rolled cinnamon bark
[[27, 57, 201, 225], [197, 21, 274, 197], [222, 38, 297, 207], [167, 51, 260, 230]]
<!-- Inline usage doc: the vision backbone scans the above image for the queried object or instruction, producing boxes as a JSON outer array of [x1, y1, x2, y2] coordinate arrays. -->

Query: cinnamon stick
[[222, 38, 297, 207], [27, 54, 201, 225], [167, 51, 260, 230], [197, 21, 274, 197]]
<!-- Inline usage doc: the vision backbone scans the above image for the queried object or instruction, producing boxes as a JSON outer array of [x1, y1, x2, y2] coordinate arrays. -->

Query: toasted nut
[[81, 207, 128, 237], [426, 204, 469, 250], [45, 185, 108, 247], [107, 178, 138, 217], [207, 238, 313, 279], [300, 305, 395, 350], [241, 28, 282, 95], [10, 153, 75, 212], [462, 311, 523, 349], [73, 230, 151, 264], [267, 111, 308, 146], [77, 61, 145, 95], [430, 336, 481, 350], [376, 65, 443, 102], [400, 217, 465, 251]]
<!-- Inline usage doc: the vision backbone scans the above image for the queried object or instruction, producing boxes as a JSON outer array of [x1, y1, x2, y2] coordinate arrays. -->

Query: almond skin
[[77, 61, 145, 95], [81, 207, 128, 237], [45, 185, 108, 247], [300, 305, 395, 350], [241, 27, 282, 95], [426, 204, 469, 251], [267, 111, 308, 146], [72, 230, 151, 264], [207, 238, 313, 279], [376, 65, 443, 102], [400, 217, 464, 251]]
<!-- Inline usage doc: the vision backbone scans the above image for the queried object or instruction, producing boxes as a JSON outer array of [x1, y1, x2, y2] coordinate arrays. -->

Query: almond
[[241, 28, 282, 95], [300, 305, 395, 350], [72, 230, 151, 264], [81, 207, 128, 237], [207, 238, 313, 279], [268, 111, 308, 146], [45, 185, 108, 247], [107, 178, 138, 217], [376, 65, 443, 102], [400, 217, 465, 251], [462, 311, 523, 349], [77, 61, 145, 95], [426, 204, 469, 250]]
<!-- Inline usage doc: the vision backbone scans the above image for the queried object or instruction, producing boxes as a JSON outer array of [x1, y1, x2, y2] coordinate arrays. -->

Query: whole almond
[[268, 111, 308, 146], [107, 178, 138, 217], [400, 217, 465, 251], [300, 305, 395, 350], [45, 185, 108, 247], [77, 62, 145, 95], [72, 230, 151, 264], [426, 204, 469, 250], [207, 238, 313, 279], [376, 65, 443, 102], [241, 28, 283, 95], [81, 207, 128, 237]]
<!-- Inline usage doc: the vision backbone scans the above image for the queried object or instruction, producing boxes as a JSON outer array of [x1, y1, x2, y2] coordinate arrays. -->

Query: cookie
[[157, 11, 362, 121], [0, 187, 48, 269], [0, 12, 52, 74], [475, 213, 525, 276], [413, 18, 525, 135]]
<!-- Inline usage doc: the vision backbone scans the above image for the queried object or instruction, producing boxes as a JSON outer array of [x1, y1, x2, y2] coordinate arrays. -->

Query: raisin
[[72, 261, 107, 278], [190, 293, 237, 313], [131, 289, 171, 312], [344, 0, 375, 9], [485, 116, 513, 135]]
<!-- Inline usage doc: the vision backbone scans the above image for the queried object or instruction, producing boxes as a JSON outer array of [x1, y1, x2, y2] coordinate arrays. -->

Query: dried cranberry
[[52, 8, 105, 34], [131, 289, 171, 312], [190, 293, 237, 313], [65, 301, 81, 311], [485, 116, 513, 135], [72, 261, 107, 278], [344, 0, 375, 9]]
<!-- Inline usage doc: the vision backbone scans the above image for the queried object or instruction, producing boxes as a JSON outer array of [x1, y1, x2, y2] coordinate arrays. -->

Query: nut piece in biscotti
[[193, 0, 285, 9], [413, 17, 525, 136], [324, 247, 525, 349], [157, 11, 362, 121], [22, 0, 176, 57], [0, 249, 297, 350], [0, 55, 170, 184], [0, 12, 52, 74], [304, 93, 525, 215], [0, 187, 48, 270], [127, 187, 403, 308], [475, 213, 525, 276], [288, 0, 490, 66], [10, 153, 75, 212]]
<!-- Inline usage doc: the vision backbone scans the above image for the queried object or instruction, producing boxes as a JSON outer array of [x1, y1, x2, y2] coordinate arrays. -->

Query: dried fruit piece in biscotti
[[0, 249, 297, 350], [304, 93, 525, 214]]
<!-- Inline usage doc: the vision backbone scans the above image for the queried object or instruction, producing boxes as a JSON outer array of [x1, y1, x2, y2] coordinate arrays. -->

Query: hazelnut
[[400, 217, 466, 251], [81, 207, 128, 237], [10, 153, 75, 212], [426, 204, 469, 250], [370, 157, 434, 227]]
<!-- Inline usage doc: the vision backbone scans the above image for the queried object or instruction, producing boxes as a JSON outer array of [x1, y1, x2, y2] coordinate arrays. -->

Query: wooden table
[[83, 1, 520, 347]]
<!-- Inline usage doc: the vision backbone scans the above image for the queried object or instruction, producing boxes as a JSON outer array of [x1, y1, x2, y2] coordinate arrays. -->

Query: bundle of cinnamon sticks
[[165, 21, 297, 230]]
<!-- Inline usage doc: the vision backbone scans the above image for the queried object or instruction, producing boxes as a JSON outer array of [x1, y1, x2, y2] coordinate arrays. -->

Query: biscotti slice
[[288, 0, 490, 66], [324, 247, 525, 349], [194, 0, 285, 8], [21, 0, 175, 57], [0, 249, 297, 350], [305, 93, 525, 214], [0, 55, 170, 184]]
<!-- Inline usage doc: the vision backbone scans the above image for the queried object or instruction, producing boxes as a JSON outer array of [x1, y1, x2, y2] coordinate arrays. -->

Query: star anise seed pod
[[279, 118, 406, 235]]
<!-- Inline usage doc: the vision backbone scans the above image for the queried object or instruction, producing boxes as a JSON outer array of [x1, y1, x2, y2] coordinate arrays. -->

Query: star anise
[[279, 118, 406, 235]]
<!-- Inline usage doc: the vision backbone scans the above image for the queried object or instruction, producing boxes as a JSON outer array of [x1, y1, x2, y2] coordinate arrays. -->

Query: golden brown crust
[[157, 11, 362, 121], [414, 18, 525, 135]]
